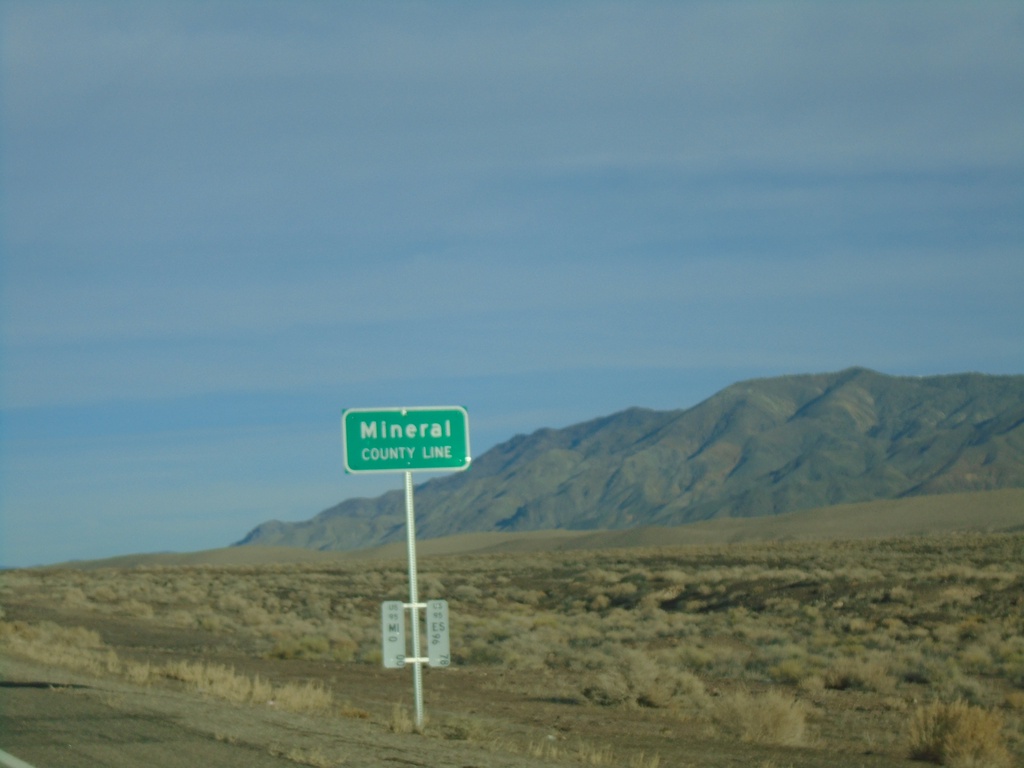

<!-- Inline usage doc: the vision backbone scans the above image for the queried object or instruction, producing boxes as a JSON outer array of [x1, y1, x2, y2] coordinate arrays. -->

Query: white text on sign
[[360, 420, 453, 440], [381, 601, 406, 669], [426, 600, 450, 668]]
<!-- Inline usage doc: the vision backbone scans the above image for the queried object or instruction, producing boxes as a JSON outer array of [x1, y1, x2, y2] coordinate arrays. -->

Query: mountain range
[[236, 367, 1024, 552]]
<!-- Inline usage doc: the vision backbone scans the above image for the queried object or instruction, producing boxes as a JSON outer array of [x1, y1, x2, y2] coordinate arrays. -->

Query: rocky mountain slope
[[236, 368, 1024, 552]]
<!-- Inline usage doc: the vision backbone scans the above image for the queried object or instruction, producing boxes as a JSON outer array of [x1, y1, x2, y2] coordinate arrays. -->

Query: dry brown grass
[[2, 529, 1022, 766], [268, 744, 340, 767], [388, 702, 417, 734], [713, 689, 808, 746], [907, 699, 1012, 767], [0, 620, 335, 716]]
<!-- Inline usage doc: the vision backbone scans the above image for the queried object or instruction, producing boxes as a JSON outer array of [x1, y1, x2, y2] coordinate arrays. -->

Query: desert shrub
[[330, 637, 358, 662], [61, 587, 89, 607], [713, 689, 807, 746], [824, 657, 896, 694], [162, 661, 257, 703], [273, 680, 334, 714], [124, 660, 153, 685], [581, 651, 705, 709], [269, 745, 337, 767], [770, 658, 813, 685], [166, 609, 196, 628], [359, 647, 383, 666], [461, 638, 505, 665], [434, 714, 495, 742], [840, 616, 876, 635], [938, 673, 989, 707], [676, 644, 716, 671], [900, 651, 950, 686], [582, 667, 636, 707], [528, 737, 616, 765], [23, 621, 101, 647], [194, 610, 230, 632], [159, 660, 332, 713], [215, 593, 250, 614], [509, 588, 545, 606], [388, 703, 416, 734], [88, 584, 118, 603], [298, 633, 330, 657], [886, 586, 914, 603], [907, 699, 1011, 767], [239, 605, 272, 627], [606, 581, 639, 599], [938, 586, 982, 607], [266, 634, 329, 663], [798, 674, 826, 695], [0, 620, 116, 677], [452, 584, 482, 602], [590, 593, 611, 611], [418, 575, 445, 596], [122, 599, 154, 619]]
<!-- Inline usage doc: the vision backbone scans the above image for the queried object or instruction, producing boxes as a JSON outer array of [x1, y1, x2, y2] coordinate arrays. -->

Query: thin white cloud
[[8, 239, 1020, 340], [4, 245, 1019, 408]]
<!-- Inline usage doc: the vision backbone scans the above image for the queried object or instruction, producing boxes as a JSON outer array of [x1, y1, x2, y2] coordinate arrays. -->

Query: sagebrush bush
[[581, 650, 706, 709], [713, 690, 807, 746], [824, 657, 897, 694], [273, 680, 334, 714], [907, 699, 1011, 767]]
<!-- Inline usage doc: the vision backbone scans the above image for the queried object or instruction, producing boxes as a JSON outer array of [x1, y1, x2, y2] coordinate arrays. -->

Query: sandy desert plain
[[2, 489, 1023, 768]]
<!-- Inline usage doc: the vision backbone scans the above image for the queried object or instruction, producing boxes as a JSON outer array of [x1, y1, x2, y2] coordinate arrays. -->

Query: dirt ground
[[1, 654, 570, 768], [3, 534, 1022, 767], [0, 651, 906, 768]]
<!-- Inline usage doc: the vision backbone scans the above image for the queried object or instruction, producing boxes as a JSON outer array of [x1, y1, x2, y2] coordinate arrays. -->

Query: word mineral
[[360, 419, 454, 441]]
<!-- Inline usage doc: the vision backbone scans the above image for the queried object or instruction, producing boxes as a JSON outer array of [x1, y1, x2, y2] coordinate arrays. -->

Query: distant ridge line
[[236, 368, 1024, 554]]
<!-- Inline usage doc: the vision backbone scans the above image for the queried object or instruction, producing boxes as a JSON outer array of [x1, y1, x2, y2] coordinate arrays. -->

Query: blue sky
[[2, 2, 1022, 567]]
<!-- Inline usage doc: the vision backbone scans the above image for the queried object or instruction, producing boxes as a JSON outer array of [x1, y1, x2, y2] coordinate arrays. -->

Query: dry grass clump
[[580, 649, 706, 709], [823, 657, 897, 694], [268, 633, 330, 660], [907, 699, 1012, 767], [162, 660, 274, 704], [274, 680, 335, 714], [148, 655, 328, 713], [525, 737, 655, 766], [0, 620, 118, 677], [1, 618, 335, 716], [145, 659, 334, 714], [268, 744, 339, 767], [713, 689, 808, 746], [388, 703, 419, 734]]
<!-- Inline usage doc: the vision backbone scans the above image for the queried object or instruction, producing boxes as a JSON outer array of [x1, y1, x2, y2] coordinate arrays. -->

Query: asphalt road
[[0, 656, 557, 768], [0, 678, 302, 768]]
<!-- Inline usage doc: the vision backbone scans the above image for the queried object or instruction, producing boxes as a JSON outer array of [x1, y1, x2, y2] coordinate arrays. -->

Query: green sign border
[[342, 406, 471, 473]]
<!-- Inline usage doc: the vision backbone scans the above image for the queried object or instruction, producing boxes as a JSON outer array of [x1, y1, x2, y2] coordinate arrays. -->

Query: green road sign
[[342, 406, 471, 473]]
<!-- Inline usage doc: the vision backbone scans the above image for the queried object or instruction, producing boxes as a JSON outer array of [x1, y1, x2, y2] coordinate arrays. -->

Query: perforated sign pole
[[403, 469, 426, 727], [345, 407, 467, 730]]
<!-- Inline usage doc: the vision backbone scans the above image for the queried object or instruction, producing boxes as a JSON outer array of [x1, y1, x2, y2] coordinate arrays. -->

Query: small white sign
[[426, 600, 450, 667], [381, 601, 406, 668]]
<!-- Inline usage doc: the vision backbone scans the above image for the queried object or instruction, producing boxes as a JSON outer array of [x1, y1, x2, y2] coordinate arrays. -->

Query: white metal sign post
[[343, 407, 468, 729]]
